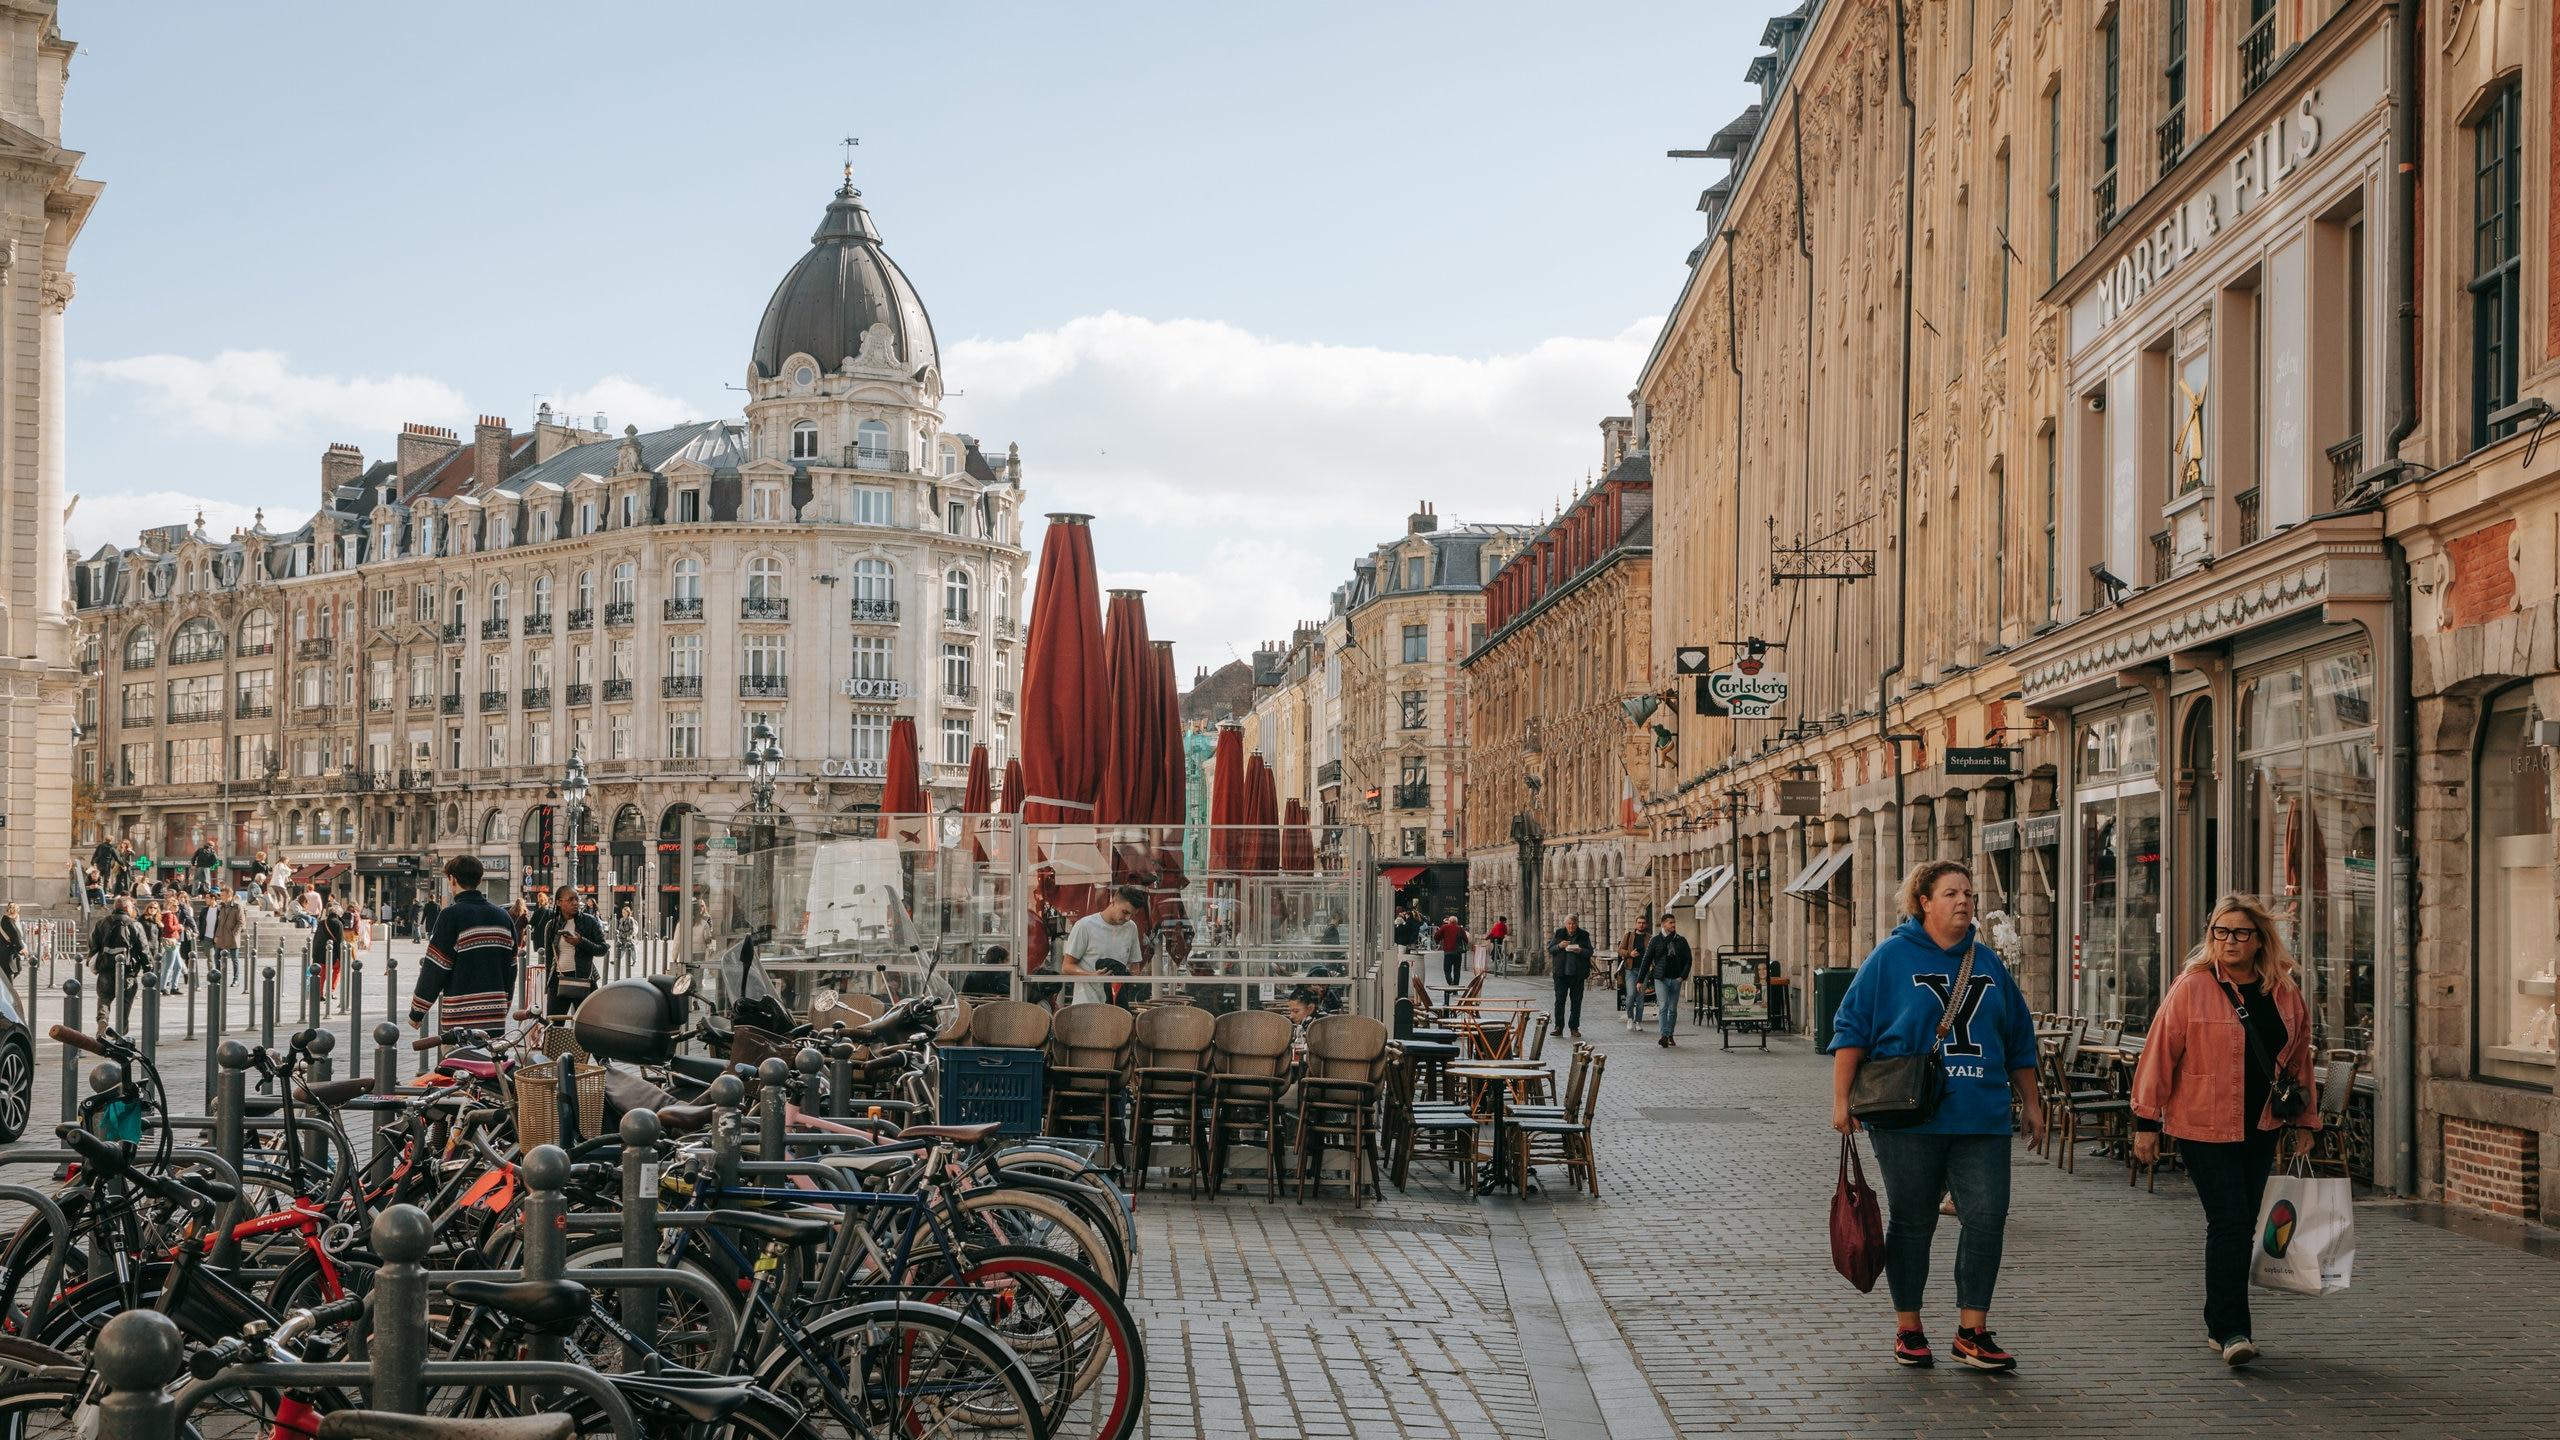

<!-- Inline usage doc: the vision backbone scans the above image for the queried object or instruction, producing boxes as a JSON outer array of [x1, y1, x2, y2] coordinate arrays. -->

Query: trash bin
[[1813, 965, 1857, 1051]]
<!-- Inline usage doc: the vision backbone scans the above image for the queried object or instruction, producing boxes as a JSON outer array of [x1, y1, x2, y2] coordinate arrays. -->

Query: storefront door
[[2074, 708, 2165, 1025]]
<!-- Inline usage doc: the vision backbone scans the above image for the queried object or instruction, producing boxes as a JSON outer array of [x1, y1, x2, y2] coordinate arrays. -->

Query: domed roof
[[750, 183, 939, 381]]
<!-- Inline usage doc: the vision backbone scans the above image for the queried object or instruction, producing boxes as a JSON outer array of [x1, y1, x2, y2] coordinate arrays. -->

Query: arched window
[[531, 574, 553, 618], [747, 556, 782, 601], [790, 420, 819, 461], [488, 579, 509, 621], [171, 616, 223, 665], [313, 809, 333, 844], [671, 558, 702, 602], [238, 608, 275, 655], [338, 807, 352, 844], [123, 625, 158, 667], [943, 569, 972, 622], [576, 569, 595, 613], [481, 809, 509, 845], [612, 804, 644, 841], [856, 419, 890, 465], [610, 563, 636, 605], [285, 809, 305, 845], [449, 585, 467, 624]]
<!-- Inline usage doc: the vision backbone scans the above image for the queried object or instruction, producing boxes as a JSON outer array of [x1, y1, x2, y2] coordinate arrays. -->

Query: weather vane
[[840, 136, 860, 187]]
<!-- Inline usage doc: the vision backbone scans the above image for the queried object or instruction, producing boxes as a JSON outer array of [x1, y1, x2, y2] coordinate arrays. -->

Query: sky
[[58, 1, 1764, 677]]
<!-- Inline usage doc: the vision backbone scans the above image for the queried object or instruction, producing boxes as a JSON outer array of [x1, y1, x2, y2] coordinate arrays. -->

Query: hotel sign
[[2087, 93, 2324, 332]]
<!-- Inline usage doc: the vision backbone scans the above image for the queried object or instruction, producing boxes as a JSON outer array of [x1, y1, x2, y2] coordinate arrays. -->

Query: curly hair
[[2177, 892, 2300, 995], [1896, 859, 1975, 919]]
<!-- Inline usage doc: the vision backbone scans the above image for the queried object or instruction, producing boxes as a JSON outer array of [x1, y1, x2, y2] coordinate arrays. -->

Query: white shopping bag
[[2250, 1158, 2354, 1296], [1472, 945, 1490, 976]]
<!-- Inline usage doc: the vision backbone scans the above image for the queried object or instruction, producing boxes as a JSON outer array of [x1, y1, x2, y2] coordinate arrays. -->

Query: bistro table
[[1446, 1060, 1552, 1195]]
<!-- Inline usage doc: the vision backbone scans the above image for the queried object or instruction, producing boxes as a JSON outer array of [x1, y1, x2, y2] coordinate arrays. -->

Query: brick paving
[[1131, 975, 2560, 1439]]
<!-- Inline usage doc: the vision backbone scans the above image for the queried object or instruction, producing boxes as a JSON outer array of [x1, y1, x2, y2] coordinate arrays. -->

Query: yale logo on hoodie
[[1827, 917, 2038, 1136]]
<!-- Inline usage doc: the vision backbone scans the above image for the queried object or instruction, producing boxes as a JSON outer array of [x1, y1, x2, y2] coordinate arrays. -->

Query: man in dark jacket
[[410, 855, 519, 1032], [1548, 914, 1594, 1038], [1641, 912, 1695, 1048], [90, 839, 127, 898], [87, 897, 152, 1032], [190, 842, 221, 890], [542, 887, 609, 1018]]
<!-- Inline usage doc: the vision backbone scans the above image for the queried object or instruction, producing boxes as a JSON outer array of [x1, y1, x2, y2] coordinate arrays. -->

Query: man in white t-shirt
[[1058, 886, 1146, 1007]]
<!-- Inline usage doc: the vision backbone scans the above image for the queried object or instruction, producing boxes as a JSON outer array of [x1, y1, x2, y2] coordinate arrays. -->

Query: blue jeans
[[1864, 1129, 2013, 1314], [1656, 978, 1681, 1037], [1624, 969, 1648, 1021]]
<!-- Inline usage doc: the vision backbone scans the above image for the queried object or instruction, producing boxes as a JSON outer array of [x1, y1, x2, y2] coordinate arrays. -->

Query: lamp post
[[560, 753, 590, 900], [744, 723, 781, 942]]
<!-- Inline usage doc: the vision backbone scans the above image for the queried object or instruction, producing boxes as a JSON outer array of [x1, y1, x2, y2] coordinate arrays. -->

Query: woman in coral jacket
[[2130, 892, 2321, 1369]]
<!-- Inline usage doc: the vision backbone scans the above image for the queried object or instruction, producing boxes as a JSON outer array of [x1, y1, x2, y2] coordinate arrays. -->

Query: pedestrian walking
[[1392, 906, 1417, 952], [313, 901, 348, 1001], [1828, 860, 2045, 1372], [508, 897, 537, 1010], [0, 902, 24, 996], [1434, 914, 1469, 989], [1547, 914, 1592, 1037], [152, 898, 186, 995], [1641, 913, 1693, 1046], [2129, 893, 2321, 1368], [211, 888, 245, 988], [542, 886, 609, 1017], [1622, 925, 1653, 1029], [87, 897, 150, 1033], [409, 855, 520, 1033], [613, 904, 639, 975]]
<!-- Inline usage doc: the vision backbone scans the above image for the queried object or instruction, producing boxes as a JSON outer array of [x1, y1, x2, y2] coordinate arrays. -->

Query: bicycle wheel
[[925, 1246, 1143, 1440], [0, 1376, 103, 1440], [755, 1298, 1050, 1440], [949, 1188, 1118, 1294], [562, 1243, 734, 1373]]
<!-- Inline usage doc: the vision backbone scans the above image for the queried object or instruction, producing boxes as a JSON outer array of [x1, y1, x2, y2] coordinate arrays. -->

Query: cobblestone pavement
[[1132, 975, 2560, 1439]]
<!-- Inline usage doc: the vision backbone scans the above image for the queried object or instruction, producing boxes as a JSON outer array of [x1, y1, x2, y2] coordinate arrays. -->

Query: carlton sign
[[1695, 668, 1788, 719]]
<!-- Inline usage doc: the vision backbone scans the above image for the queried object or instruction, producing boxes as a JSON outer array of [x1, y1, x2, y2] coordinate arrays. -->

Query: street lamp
[[746, 722, 781, 815], [743, 722, 783, 954], [561, 752, 590, 896]]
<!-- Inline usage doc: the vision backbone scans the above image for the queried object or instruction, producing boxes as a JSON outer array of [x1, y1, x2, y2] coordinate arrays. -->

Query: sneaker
[[1894, 1329, 1933, 1367], [1657, 1035, 1670, 1048], [1569, 1029, 1582, 1039], [2220, 1336, 2257, 1367], [1951, 1328, 2016, 1372]]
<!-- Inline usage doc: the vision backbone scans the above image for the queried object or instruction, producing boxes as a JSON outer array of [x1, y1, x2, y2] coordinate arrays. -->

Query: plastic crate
[[938, 1046, 1045, 1136]]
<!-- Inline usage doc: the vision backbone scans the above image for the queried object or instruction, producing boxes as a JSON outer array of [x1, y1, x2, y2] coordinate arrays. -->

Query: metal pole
[[368, 1204, 432, 1416], [137, 977, 159, 1067], [826, 1042, 854, 1119], [302, 1031, 335, 1173], [372, 1022, 399, 1095], [56, 978, 81, 1124], [341, 949, 356, 1016], [518, 1145, 570, 1389], [618, 1109, 661, 1366], [211, 1042, 249, 1269], [93, 1310, 184, 1440], [706, 1073, 744, 1194], [756, 1058, 789, 1163], [202, 980, 224, 1109], [301, 937, 318, 1032], [348, 960, 366, 1082], [259, 964, 278, 1063], [183, 948, 196, 1044], [386, 956, 400, 1033]]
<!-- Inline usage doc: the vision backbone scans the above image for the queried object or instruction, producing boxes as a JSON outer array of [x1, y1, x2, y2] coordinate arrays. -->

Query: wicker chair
[[2306, 1048, 2363, 1177], [1046, 1003, 1135, 1166], [1205, 1009, 1294, 1198], [1516, 1052, 1606, 1195], [966, 1000, 1053, 1051], [1127, 1003, 1216, 1192], [1293, 1014, 1389, 1202]]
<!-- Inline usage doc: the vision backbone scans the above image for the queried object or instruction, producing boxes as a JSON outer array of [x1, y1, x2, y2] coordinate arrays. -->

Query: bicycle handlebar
[[48, 1024, 116, 1058]]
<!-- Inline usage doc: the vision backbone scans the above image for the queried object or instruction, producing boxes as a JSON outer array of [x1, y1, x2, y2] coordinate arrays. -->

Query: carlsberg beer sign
[[1696, 667, 1788, 719]]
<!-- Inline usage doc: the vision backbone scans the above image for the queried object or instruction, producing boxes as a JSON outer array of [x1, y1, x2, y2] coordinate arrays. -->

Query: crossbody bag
[[1846, 946, 1977, 1129], [2214, 969, 2309, 1122]]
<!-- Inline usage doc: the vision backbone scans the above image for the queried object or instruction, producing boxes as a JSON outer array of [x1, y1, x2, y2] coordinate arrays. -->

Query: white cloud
[[74, 350, 468, 444], [953, 313, 1658, 674], [540, 376, 707, 434], [68, 491, 305, 555]]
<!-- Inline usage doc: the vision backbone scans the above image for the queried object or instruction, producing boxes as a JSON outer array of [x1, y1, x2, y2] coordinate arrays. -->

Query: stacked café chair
[[1127, 1003, 1216, 1192], [1045, 1002, 1136, 1168], [1205, 1009, 1294, 1198]]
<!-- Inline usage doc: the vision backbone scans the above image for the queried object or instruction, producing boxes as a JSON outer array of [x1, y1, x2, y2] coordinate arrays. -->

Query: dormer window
[[790, 421, 819, 461], [941, 447, 957, 476], [533, 509, 555, 543], [491, 513, 512, 548], [577, 501, 596, 536], [676, 488, 702, 523], [1403, 555, 1425, 589], [947, 502, 967, 536], [856, 420, 892, 469], [751, 485, 782, 522], [620, 493, 639, 527]]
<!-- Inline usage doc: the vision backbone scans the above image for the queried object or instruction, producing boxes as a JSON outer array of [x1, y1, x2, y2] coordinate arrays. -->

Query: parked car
[[0, 978, 32, 1143]]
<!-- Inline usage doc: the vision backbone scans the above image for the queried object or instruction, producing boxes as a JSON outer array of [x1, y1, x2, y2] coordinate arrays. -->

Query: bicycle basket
[[514, 1054, 606, 1150]]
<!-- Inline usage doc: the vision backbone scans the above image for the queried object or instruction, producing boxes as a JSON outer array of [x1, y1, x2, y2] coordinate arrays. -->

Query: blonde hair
[[2180, 892, 2298, 995], [1897, 860, 1974, 919]]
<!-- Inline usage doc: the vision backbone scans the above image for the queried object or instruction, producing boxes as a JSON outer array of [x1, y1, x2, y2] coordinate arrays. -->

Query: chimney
[[473, 415, 510, 491], [320, 442, 364, 494], [396, 422, 460, 481], [1407, 500, 1439, 535], [1600, 415, 1634, 471]]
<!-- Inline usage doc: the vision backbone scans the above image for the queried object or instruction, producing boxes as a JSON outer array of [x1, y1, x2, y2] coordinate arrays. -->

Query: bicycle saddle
[[611, 1374, 761, 1427], [704, 1208, 834, 1245], [317, 1414, 573, 1440], [893, 1121, 1002, 1144], [446, 1277, 593, 1334], [653, 1102, 715, 1136], [666, 1054, 750, 1084], [295, 1077, 375, 1107]]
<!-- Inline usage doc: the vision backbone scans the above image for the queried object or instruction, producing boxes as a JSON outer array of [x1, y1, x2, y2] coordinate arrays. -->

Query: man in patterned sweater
[[410, 855, 520, 1032]]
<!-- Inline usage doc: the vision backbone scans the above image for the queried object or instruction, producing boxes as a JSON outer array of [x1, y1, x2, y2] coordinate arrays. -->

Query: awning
[[289, 862, 349, 887], [1688, 864, 1735, 913], [1798, 844, 1856, 898], [1668, 866, 1718, 907], [1381, 864, 1428, 888], [1780, 847, 1833, 896]]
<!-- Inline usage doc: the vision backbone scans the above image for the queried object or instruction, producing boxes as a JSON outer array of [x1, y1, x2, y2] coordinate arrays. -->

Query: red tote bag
[[1831, 1134, 1886, 1293]]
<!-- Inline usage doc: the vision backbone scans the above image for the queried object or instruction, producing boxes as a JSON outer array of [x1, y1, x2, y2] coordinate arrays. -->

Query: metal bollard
[[368, 1205, 432, 1416], [826, 1042, 855, 1119], [301, 944, 318, 1032], [386, 957, 400, 1035], [519, 1145, 571, 1388], [756, 1058, 790, 1162], [203, 979, 226, 1109], [342, 955, 357, 1017], [259, 965, 278, 1062], [56, 978, 82, 1124], [212, 1042, 250, 1269], [183, 956, 196, 1044], [137, 978, 159, 1067], [618, 1109, 662, 1366], [706, 1073, 745, 1194], [302, 1031, 335, 1173], [372, 1022, 400, 1094], [348, 960, 365, 1069], [93, 1310, 185, 1440], [793, 1047, 824, 1118]]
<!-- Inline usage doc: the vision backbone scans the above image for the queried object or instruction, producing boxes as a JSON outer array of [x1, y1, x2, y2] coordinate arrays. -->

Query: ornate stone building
[[73, 178, 1030, 927], [1461, 425, 1653, 954], [0, 2, 98, 906], [1327, 506, 1526, 920]]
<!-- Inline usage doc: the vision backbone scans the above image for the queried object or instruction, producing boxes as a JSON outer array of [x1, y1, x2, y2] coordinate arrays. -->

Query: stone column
[[1849, 809, 1878, 958], [2019, 770, 2060, 1012], [1940, 789, 1973, 885]]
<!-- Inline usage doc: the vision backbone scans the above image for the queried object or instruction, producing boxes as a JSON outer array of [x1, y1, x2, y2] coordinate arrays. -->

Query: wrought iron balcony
[[2327, 434, 2365, 508], [440, 622, 465, 644], [238, 640, 275, 658], [236, 698, 274, 720], [853, 447, 906, 473], [2241, 12, 2277, 95], [2156, 109, 2186, 173], [662, 675, 702, 698], [942, 606, 975, 629], [2234, 488, 2262, 548], [479, 690, 507, 712], [994, 689, 1016, 709], [365, 697, 392, 714], [486, 617, 516, 640], [166, 703, 216, 723], [338, 769, 372, 793], [604, 601, 634, 627], [407, 693, 435, 711], [603, 679, 633, 701], [739, 674, 789, 698], [440, 694, 462, 714], [171, 641, 226, 666], [523, 613, 553, 637], [297, 638, 334, 660], [945, 683, 978, 704], [741, 595, 790, 621], [850, 597, 899, 624], [567, 608, 594, 631], [1394, 782, 1431, 810], [996, 617, 1019, 639], [2149, 529, 2174, 584], [663, 597, 703, 622], [123, 654, 156, 671], [566, 683, 593, 706], [521, 686, 551, 709], [2094, 171, 2118, 232]]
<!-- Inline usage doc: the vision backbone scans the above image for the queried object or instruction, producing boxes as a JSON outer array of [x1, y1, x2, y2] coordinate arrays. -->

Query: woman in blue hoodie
[[1828, 860, 2045, 1373]]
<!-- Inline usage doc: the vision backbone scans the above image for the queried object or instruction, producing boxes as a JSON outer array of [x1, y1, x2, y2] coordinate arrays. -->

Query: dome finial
[[838, 135, 860, 196]]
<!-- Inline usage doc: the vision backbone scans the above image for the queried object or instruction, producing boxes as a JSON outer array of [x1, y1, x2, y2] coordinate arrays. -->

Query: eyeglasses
[[2208, 925, 2259, 943]]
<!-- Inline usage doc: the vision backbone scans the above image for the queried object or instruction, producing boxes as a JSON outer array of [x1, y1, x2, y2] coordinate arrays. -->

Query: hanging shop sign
[[1674, 646, 1715, 675], [1777, 778, 1823, 816], [1944, 747, 2020, 776], [2019, 812, 2063, 849], [1696, 669, 1789, 719], [1979, 819, 2019, 853]]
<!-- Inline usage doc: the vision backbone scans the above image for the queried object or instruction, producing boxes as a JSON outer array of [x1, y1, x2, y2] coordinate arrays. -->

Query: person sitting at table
[[1282, 987, 1322, 1048]]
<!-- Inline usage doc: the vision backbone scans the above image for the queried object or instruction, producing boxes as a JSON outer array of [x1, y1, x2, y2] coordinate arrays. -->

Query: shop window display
[[2238, 647, 2377, 1053], [2475, 687, 2555, 1084], [2076, 708, 2163, 1025]]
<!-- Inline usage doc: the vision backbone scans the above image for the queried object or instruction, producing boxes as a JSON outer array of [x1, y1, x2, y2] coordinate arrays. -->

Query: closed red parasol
[[1096, 589, 1155, 828], [881, 715, 926, 816], [1001, 757, 1025, 815], [1207, 722, 1246, 872], [1244, 753, 1278, 873], [1282, 798, 1314, 873], [962, 743, 992, 813], [1150, 641, 1184, 825], [1018, 515, 1106, 825]]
